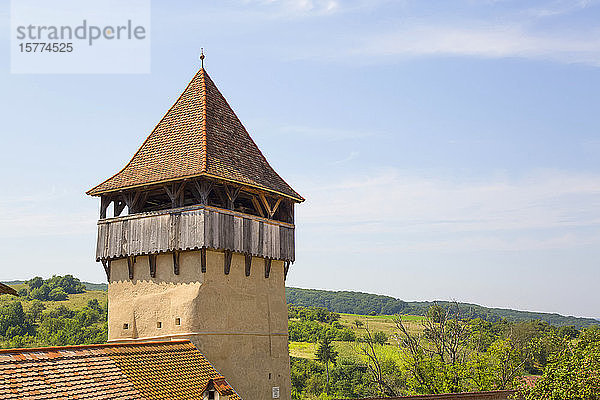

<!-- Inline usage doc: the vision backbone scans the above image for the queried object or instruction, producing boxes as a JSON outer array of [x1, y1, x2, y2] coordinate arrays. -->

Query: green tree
[[316, 335, 338, 394], [48, 287, 68, 301], [373, 331, 388, 345], [30, 284, 51, 301], [27, 277, 43, 290], [0, 302, 33, 337], [28, 300, 46, 323], [520, 328, 600, 399]]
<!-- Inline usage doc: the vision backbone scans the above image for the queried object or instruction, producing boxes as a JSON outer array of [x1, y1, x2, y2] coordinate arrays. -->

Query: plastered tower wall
[[108, 250, 291, 399]]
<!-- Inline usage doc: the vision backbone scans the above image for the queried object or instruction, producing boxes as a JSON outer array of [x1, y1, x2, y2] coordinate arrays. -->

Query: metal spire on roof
[[200, 48, 205, 68]]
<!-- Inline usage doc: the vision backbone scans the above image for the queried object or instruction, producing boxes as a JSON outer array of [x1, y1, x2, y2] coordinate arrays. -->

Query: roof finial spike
[[200, 48, 205, 69]]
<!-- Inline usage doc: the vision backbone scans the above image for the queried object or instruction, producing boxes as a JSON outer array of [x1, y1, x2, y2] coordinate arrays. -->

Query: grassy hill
[[287, 287, 599, 328], [4, 279, 596, 327], [3, 280, 107, 292]]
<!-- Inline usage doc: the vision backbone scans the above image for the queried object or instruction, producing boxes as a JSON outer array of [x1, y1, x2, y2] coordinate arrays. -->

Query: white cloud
[[0, 190, 96, 238], [241, 0, 341, 16], [356, 23, 600, 66], [296, 169, 600, 252]]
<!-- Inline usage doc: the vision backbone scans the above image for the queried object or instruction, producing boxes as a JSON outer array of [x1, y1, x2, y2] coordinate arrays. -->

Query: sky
[[0, 0, 599, 318]]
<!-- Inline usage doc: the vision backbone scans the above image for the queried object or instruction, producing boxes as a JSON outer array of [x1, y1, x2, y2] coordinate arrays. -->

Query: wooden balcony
[[96, 204, 295, 262]]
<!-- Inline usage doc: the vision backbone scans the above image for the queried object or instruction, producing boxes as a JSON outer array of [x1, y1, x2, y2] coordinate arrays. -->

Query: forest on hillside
[[286, 287, 600, 328], [1, 278, 599, 399]]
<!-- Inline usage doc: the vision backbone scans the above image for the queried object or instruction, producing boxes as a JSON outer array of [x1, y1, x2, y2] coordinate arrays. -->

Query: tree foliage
[[21, 275, 86, 302]]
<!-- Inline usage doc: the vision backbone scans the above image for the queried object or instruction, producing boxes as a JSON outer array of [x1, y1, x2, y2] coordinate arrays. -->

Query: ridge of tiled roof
[[87, 68, 303, 202], [0, 340, 241, 400]]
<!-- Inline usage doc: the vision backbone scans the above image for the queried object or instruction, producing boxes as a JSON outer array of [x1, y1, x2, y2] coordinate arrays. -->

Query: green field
[[0, 287, 107, 312], [290, 312, 423, 362], [338, 313, 424, 339]]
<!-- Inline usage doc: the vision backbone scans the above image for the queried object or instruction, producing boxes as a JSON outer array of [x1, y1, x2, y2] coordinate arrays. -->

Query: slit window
[[157, 321, 162, 329], [175, 318, 181, 326]]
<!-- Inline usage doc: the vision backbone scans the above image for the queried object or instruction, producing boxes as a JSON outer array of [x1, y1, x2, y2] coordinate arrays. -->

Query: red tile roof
[[0, 283, 17, 296], [0, 340, 241, 400], [87, 68, 303, 202]]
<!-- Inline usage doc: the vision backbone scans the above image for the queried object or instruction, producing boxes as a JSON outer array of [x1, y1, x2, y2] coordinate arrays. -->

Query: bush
[[48, 288, 68, 301]]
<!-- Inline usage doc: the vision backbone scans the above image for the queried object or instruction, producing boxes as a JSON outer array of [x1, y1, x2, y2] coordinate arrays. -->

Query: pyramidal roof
[[87, 68, 303, 202]]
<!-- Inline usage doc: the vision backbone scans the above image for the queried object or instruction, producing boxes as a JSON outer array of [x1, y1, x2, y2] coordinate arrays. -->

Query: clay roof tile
[[87, 68, 302, 202]]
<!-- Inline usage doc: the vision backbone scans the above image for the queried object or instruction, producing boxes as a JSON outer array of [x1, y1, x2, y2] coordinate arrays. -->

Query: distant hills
[[4, 279, 596, 327], [1, 280, 108, 292], [286, 287, 600, 328]]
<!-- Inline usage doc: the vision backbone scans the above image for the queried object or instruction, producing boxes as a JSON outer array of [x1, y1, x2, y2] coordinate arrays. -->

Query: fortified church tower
[[87, 64, 303, 400]]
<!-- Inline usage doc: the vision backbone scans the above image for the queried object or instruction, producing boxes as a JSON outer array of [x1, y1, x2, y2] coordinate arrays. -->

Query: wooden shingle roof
[[0, 340, 241, 400], [87, 68, 303, 202]]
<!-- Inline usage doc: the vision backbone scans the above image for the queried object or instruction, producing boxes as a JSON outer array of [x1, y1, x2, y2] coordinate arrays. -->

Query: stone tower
[[87, 66, 303, 400]]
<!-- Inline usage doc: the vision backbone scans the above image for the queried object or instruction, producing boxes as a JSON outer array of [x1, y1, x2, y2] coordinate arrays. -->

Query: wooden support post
[[284, 261, 290, 280], [265, 258, 271, 278], [100, 196, 111, 219], [164, 182, 186, 208], [259, 193, 283, 219], [127, 256, 135, 280], [123, 191, 142, 214], [201, 248, 207, 273], [224, 184, 241, 210], [149, 254, 157, 278], [224, 250, 232, 275], [101, 259, 111, 281], [245, 253, 252, 277], [114, 200, 126, 217], [173, 251, 180, 275], [193, 180, 214, 204], [250, 195, 266, 218]]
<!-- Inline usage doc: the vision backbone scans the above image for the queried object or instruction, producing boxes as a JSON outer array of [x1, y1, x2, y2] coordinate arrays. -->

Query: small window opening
[[123, 323, 129, 330], [269, 373, 272, 380], [175, 318, 181, 326], [208, 390, 215, 400], [157, 321, 162, 329]]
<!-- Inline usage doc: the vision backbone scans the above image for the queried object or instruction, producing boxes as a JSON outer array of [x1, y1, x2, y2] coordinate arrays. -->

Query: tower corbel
[[244, 253, 252, 277], [173, 251, 180, 275], [201, 248, 207, 273], [101, 259, 111, 281], [149, 254, 157, 278], [224, 250, 232, 275], [264, 258, 271, 278], [127, 256, 136, 280]]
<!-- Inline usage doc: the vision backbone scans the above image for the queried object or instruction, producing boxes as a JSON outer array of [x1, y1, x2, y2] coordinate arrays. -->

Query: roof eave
[[87, 173, 305, 202]]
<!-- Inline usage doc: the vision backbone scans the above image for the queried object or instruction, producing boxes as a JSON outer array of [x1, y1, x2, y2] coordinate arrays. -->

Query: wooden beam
[[123, 191, 142, 213], [284, 261, 290, 280], [163, 183, 186, 208], [127, 256, 135, 280], [149, 254, 157, 278], [173, 251, 180, 275], [193, 180, 213, 204], [114, 200, 126, 217], [224, 250, 232, 275], [201, 248, 207, 273], [259, 193, 283, 219], [245, 253, 252, 277], [101, 259, 111, 281], [223, 184, 241, 210], [264, 258, 271, 278], [250, 195, 265, 218], [100, 196, 111, 219]]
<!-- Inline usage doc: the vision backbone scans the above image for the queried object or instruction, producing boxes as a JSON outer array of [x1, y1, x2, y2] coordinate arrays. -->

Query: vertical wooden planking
[[233, 216, 243, 253], [96, 206, 295, 261], [242, 217, 251, 254]]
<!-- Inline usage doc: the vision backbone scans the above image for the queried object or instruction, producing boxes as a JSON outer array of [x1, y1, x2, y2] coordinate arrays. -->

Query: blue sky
[[1, 0, 599, 318]]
